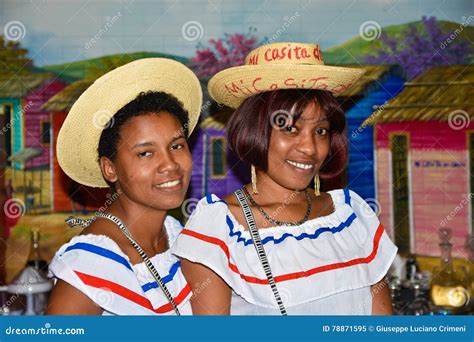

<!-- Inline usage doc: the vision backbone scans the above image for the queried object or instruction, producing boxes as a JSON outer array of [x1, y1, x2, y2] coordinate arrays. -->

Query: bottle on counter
[[405, 254, 420, 283], [430, 228, 471, 313], [26, 229, 48, 275], [5, 228, 52, 315]]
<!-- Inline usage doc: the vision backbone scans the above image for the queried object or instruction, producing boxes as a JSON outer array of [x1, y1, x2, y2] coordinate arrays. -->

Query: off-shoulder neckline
[[206, 189, 352, 235], [73, 215, 181, 268]]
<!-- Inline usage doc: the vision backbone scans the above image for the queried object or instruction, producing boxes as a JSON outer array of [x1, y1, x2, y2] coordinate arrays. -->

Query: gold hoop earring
[[251, 165, 258, 194], [314, 172, 320, 197]]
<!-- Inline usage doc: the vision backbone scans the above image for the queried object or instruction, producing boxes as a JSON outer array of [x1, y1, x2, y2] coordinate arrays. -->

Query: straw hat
[[208, 42, 365, 108], [57, 58, 203, 188]]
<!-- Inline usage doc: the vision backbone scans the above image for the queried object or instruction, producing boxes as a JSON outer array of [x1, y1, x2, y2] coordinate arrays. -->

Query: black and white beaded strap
[[234, 189, 287, 316], [66, 216, 94, 228], [94, 212, 181, 315]]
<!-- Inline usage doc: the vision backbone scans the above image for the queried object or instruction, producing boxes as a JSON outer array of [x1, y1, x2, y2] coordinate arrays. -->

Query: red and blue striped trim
[[75, 271, 191, 314], [63, 242, 133, 271], [205, 189, 355, 246], [63, 242, 182, 289], [141, 260, 181, 292], [181, 222, 385, 285]]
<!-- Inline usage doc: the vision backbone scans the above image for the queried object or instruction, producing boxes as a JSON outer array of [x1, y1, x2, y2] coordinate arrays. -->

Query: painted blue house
[[340, 65, 405, 201]]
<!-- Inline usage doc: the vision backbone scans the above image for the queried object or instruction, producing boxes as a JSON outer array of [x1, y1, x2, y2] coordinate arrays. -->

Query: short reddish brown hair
[[226, 89, 348, 179]]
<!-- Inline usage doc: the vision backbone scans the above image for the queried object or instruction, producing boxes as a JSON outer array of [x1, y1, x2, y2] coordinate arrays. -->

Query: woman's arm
[[180, 259, 231, 315], [45, 280, 103, 315], [371, 278, 393, 315]]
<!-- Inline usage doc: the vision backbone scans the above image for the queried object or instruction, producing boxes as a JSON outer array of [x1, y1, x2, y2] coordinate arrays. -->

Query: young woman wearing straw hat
[[46, 58, 202, 315], [172, 42, 398, 315]]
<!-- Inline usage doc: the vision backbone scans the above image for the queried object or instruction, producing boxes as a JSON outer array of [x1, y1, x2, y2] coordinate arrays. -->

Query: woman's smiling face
[[266, 101, 330, 191], [101, 112, 192, 211]]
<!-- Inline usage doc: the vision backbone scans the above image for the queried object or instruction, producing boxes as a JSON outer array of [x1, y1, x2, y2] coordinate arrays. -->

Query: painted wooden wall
[[376, 121, 473, 258], [23, 79, 65, 169], [346, 72, 405, 201]]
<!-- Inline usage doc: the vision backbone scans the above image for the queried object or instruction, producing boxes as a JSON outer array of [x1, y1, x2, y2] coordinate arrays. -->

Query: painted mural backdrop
[[0, 0, 472, 282]]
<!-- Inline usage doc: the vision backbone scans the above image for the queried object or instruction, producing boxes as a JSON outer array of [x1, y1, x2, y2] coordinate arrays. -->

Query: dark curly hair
[[98, 91, 189, 163]]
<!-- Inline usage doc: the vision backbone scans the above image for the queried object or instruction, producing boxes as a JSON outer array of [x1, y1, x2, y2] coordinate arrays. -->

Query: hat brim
[[57, 58, 203, 188], [208, 64, 365, 109]]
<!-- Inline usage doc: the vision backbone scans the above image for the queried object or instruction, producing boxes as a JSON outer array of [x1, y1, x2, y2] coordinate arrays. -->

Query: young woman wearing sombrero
[[172, 42, 398, 315], [46, 58, 202, 315]]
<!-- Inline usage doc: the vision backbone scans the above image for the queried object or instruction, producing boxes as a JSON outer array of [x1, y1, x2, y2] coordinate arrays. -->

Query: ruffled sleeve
[[48, 215, 192, 315], [172, 191, 397, 309], [346, 189, 398, 282]]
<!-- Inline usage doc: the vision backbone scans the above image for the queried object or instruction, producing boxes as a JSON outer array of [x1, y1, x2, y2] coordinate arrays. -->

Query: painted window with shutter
[[391, 133, 410, 254], [41, 121, 51, 145], [1, 104, 13, 166], [210, 137, 226, 178]]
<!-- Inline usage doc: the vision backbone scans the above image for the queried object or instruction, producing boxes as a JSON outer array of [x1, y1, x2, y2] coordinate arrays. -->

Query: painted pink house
[[23, 78, 65, 168], [364, 65, 473, 258]]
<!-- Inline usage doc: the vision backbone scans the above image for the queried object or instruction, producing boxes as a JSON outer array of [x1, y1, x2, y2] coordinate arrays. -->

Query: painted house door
[[1, 104, 12, 166], [391, 133, 411, 254]]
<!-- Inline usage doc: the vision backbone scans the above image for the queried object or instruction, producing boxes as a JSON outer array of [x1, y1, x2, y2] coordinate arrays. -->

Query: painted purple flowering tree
[[366, 16, 473, 80], [189, 29, 258, 79]]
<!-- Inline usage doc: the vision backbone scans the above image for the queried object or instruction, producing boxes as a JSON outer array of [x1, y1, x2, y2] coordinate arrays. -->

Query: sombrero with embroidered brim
[[57, 58, 203, 188], [208, 42, 365, 109]]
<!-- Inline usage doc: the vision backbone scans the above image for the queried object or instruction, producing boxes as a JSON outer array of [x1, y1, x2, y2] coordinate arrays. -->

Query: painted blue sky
[[0, 0, 472, 66]]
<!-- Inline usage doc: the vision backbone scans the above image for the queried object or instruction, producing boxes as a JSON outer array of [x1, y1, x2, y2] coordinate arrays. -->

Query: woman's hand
[[180, 259, 231, 315]]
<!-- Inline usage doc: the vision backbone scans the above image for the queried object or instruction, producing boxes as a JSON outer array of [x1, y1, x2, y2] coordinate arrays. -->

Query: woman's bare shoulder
[[79, 218, 139, 263]]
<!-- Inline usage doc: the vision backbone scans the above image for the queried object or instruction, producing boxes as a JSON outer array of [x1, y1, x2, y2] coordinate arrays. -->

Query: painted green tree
[[0, 35, 32, 74]]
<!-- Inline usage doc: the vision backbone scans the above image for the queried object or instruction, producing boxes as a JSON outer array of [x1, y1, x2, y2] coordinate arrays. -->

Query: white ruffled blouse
[[171, 189, 397, 315], [48, 216, 192, 315]]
